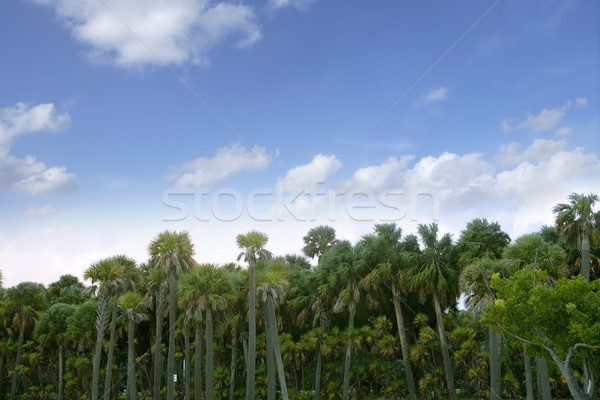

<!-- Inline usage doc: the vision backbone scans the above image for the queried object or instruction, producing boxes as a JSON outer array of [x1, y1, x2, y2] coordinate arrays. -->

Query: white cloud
[[167, 143, 274, 187], [31, 0, 262, 68], [268, 0, 315, 11], [276, 154, 341, 194], [501, 97, 586, 133], [0, 102, 75, 195], [0, 102, 70, 147], [495, 138, 568, 165], [421, 86, 448, 104], [33, 0, 261, 68], [341, 156, 412, 193]]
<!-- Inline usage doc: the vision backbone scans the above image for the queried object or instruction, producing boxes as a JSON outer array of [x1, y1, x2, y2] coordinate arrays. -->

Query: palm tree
[[35, 303, 76, 400], [302, 225, 337, 265], [178, 263, 236, 400], [84, 259, 112, 400], [120, 292, 149, 400], [553, 192, 599, 281], [408, 223, 459, 400], [236, 230, 272, 400], [4, 282, 49, 400], [359, 223, 417, 400], [143, 264, 169, 400], [288, 268, 331, 400], [149, 230, 195, 400], [104, 256, 138, 400], [457, 218, 510, 400], [85, 255, 138, 400], [256, 259, 290, 400], [318, 240, 362, 400]]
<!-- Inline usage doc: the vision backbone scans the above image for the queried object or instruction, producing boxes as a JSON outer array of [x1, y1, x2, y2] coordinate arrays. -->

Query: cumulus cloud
[[276, 154, 341, 194], [267, 138, 599, 239], [0, 102, 70, 147], [501, 97, 587, 133], [341, 156, 412, 192], [31, 0, 262, 68], [167, 143, 274, 187], [421, 86, 449, 104], [495, 138, 568, 165], [0, 102, 75, 195]]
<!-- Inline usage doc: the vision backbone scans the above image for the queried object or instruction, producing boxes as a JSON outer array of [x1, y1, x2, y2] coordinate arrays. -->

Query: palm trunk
[[184, 329, 191, 400], [246, 261, 257, 400], [581, 235, 590, 281], [341, 304, 356, 400], [58, 345, 65, 400], [228, 330, 238, 400], [523, 346, 534, 400], [314, 342, 322, 400], [195, 325, 203, 400], [127, 319, 137, 400], [433, 291, 457, 400], [536, 357, 551, 400], [153, 286, 165, 400], [206, 308, 214, 400], [268, 296, 289, 400], [265, 304, 276, 400], [103, 296, 119, 400], [9, 325, 25, 400], [167, 275, 177, 400], [391, 282, 417, 400], [92, 295, 109, 400], [489, 328, 502, 400]]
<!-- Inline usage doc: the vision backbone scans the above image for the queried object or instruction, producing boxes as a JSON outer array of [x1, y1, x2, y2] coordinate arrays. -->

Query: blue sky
[[1, 0, 599, 287]]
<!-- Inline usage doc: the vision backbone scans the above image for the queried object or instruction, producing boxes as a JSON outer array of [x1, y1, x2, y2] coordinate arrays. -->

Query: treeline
[[0, 192, 599, 400]]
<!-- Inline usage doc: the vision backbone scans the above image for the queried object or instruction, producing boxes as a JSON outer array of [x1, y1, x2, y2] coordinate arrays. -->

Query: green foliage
[[485, 271, 600, 355]]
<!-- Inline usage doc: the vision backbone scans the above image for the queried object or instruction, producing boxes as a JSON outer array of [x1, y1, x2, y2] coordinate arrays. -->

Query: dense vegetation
[[0, 192, 598, 400]]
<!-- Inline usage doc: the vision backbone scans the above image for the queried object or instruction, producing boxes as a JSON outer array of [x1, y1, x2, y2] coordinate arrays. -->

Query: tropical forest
[[0, 192, 599, 400]]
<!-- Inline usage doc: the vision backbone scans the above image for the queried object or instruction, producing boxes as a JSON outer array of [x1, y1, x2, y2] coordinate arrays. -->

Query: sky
[[1, 0, 599, 288]]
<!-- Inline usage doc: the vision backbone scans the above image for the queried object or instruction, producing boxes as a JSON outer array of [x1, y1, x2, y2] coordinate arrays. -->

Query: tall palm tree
[[149, 230, 195, 400], [120, 292, 149, 400], [256, 259, 290, 400], [359, 223, 417, 400], [288, 268, 331, 400], [4, 282, 49, 400], [84, 258, 116, 400], [35, 303, 76, 400], [302, 225, 337, 265], [457, 218, 510, 400], [408, 223, 459, 400], [178, 263, 236, 400], [236, 230, 272, 400], [143, 264, 169, 400], [103, 256, 138, 400], [553, 192, 599, 281], [318, 240, 362, 400]]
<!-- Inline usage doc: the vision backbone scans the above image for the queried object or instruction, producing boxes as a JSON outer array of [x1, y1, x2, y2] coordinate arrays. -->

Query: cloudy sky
[[1, 0, 599, 287]]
